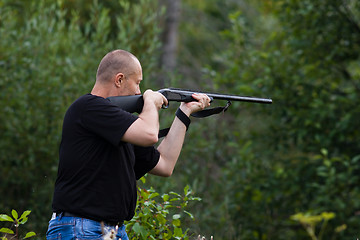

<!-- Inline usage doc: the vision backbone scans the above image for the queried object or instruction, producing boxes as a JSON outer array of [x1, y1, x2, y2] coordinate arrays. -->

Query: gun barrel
[[166, 88, 272, 104], [208, 93, 272, 104]]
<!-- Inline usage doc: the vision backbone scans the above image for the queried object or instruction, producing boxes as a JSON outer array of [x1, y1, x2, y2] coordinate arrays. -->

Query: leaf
[[184, 185, 190, 196], [183, 210, 194, 220], [139, 176, 146, 184], [0, 228, 14, 234], [149, 192, 159, 199], [162, 193, 169, 202], [11, 210, 18, 220], [169, 191, 181, 197], [0, 215, 14, 222], [172, 214, 181, 220], [132, 222, 147, 238], [170, 198, 181, 202], [24, 232, 36, 239], [19, 210, 31, 221], [335, 224, 347, 233], [172, 219, 181, 227], [191, 197, 201, 202], [156, 214, 166, 225], [173, 227, 183, 237], [321, 212, 335, 220], [19, 217, 28, 225]]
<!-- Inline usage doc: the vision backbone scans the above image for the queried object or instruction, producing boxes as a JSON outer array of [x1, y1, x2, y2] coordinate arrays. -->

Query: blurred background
[[0, 0, 359, 239]]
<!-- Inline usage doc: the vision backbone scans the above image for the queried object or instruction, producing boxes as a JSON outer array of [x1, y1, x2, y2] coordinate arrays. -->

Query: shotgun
[[107, 87, 272, 115]]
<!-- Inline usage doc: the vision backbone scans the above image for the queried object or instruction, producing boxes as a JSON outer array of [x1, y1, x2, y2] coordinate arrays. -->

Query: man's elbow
[[143, 132, 158, 146], [134, 130, 158, 147], [162, 169, 173, 177], [150, 163, 173, 177], [122, 124, 158, 146]]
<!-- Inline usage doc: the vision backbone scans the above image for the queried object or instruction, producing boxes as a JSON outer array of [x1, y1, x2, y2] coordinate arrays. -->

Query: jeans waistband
[[55, 212, 123, 226]]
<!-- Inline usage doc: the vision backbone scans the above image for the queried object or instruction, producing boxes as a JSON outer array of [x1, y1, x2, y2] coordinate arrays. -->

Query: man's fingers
[[179, 93, 211, 115], [192, 93, 211, 109], [161, 93, 169, 106], [143, 89, 169, 109]]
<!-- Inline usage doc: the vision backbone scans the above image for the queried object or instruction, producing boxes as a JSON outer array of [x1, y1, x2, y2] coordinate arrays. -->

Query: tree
[[159, 0, 181, 86], [191, 0, 360, 238], [0, 0, 164, 236]]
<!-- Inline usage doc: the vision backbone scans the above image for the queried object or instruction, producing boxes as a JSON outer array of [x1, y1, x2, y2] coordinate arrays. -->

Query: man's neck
[[91, 84, 114, 98]]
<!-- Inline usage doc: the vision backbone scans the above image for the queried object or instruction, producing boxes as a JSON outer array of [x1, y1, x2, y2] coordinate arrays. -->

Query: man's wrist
[[179, 104, 191, 116], [176, 108, 191, 130]]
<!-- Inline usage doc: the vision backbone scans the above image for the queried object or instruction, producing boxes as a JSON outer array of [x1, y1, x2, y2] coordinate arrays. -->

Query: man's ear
[[115, 73, 124, 88]]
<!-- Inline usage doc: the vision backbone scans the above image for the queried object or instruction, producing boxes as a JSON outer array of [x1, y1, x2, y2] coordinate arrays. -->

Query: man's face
[[124, 73, 142, 95], [120, 60, 142, 96], [121, 64, 142, 96]]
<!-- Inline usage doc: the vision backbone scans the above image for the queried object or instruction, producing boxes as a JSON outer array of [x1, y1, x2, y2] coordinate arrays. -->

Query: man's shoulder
[[76, 93, 101, 102], [71, 94, 109, 107]]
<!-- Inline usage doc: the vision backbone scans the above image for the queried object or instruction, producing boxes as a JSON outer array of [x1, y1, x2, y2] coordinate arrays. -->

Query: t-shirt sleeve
[[133, 145, 160, 180], [82, 97, 138, 146]]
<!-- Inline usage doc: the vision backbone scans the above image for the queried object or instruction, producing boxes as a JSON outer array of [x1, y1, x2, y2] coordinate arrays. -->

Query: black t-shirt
[[52, 94, 160, 222]]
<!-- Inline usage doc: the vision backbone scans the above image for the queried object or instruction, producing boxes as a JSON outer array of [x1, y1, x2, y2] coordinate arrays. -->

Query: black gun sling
[[158, 101, 231, 138]]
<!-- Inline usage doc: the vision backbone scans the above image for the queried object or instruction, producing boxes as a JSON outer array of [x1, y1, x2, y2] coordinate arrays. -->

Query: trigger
[[162, 103, 169, 109]]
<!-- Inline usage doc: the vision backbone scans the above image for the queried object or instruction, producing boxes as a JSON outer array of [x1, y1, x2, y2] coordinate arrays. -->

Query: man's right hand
[[122, 89, 166, 146], [143, 89, 168, 110]]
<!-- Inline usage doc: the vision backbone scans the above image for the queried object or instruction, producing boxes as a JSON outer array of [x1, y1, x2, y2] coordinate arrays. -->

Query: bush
[[0, 210, 36, 240], [127, 178, 201, 240]]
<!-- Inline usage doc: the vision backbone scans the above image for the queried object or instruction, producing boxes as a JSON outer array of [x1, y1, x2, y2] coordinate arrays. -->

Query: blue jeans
[[46, 213, 129, 240]]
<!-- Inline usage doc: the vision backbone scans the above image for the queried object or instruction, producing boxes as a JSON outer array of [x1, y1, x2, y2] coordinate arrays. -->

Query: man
[[46, 49, 211, 240]]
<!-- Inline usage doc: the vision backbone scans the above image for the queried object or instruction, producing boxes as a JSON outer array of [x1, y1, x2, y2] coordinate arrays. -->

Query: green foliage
[[265, 0, 360, 155], [0, 0, 163, 236], [201, 0, 360, 155], [127, 179, 201, 240], [193, 1, 360, 237], [290, 211, 345, 240], [2, 0, 360, 239], [153, 0, 360, 239], [0, 210, 36, 240]]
